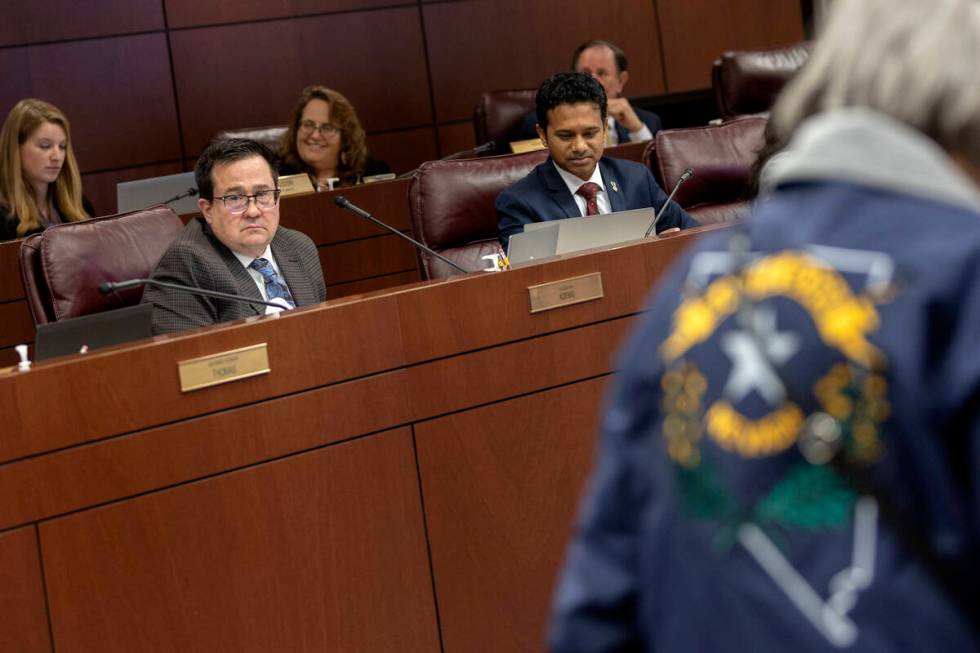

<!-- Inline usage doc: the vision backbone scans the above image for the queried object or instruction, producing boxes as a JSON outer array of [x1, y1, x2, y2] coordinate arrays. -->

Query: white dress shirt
[[552, 161, 612, 216]]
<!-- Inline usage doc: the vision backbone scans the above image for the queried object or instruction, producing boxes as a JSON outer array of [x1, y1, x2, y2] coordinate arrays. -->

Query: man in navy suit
[[497, 72, 696, 246], [516, 41, 662, 144]]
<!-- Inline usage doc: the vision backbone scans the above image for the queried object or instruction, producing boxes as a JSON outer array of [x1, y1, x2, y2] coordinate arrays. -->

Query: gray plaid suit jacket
[[141, 217, 327, 335]]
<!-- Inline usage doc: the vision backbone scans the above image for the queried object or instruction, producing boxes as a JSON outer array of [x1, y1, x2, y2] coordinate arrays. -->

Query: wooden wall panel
[[40, 429, 440, 653], [0, 526, 52, 653], [164, 0, 407, 28], [423, 0, 665, 123], [416, 378, 605, 653], [365, 126, 440, 176], [170, 8, 432, 157], [658, 0, 805, 92], [0, 35, 181, 172], [0, 0, 164, 47], [438, 122, 477, 159]]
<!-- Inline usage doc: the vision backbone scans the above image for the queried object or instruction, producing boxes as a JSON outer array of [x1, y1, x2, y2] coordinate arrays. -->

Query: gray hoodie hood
[[762, 108, 980, 213]]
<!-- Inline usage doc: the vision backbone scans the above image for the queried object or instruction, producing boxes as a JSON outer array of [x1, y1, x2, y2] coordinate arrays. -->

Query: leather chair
[[19, 206, 184, 325], [473, 89, 537, 155], [408, 149, 548, 279], [712, 42, 812, 120], [215, 125, 288, 152], [643, 116, 767, 225]]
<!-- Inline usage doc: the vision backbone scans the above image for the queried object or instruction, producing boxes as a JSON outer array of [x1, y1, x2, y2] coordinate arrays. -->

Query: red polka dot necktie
[[576, 182, 601, 216]]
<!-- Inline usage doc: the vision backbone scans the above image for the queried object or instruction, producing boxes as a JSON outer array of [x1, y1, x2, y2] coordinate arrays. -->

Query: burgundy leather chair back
[[19, 206, 184, 325], [215, 125, 288, 152], [712, 42, 812, 120], [408, 149, 548, 279], [643, 116, 767, 225], [473, 89, 537, 155]]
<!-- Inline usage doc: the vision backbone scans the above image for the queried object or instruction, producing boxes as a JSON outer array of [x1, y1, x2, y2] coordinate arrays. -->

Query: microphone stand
[[644, 168, 695, 238], [333, 197, 469, 274], [163, 187, 199, 205], [100, 278, 285, 309]]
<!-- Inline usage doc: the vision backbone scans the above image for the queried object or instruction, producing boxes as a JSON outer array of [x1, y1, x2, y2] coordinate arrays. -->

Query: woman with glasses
[[278, 85, 389, 190], [0, 98, 92, 241]]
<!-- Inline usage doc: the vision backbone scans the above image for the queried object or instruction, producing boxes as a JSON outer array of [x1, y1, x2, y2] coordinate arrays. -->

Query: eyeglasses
[[298, 120, 341, 138], [210, 189, 281, 214]]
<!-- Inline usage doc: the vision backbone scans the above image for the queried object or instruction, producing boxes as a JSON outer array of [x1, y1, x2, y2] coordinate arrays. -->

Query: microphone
[[334, 196, 469, 274], [163, 187, 199, 205], [99, 278, 287, 309], [644, 168, 694, 238]]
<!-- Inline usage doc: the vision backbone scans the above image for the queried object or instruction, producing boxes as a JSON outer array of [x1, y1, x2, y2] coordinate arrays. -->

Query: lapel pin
[[611, 180, 619, 193]]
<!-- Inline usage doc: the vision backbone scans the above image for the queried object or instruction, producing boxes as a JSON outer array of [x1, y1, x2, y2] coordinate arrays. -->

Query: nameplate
[[278, 174, 315, 197], [527, 272, 604, 313], [509, 138, 547, 154], [178, 343, 270, 392], [363, 172, 396, 184]]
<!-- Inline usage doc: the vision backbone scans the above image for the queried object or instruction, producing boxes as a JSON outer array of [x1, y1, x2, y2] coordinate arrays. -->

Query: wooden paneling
[[0, 0, 164, 47], [423, 0, 665, 122], [0, 526, 51, 653], [0, 240, 22, 303], [164, 0, 408, 28], [417, 379, 604, 653], [0, 35, 181, 172], [41, 429, 440, 653], [438, 121, 477, 159], [658, 0, 805, 92], [170, 8, 432, 157], [0, 300, 34, 349], [328, 269, 420, 298], [82, 162, 185, 217], [366, 127, 440, 177], [319, 234, 418, 285]]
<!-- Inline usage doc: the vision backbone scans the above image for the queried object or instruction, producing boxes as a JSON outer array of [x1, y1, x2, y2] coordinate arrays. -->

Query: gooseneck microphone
[[163, 187, 199, 205], [99, 278, 286, 309], [644, 167, 695, 238], [396, 141, 497, 178], [334, 196, 469, 274]]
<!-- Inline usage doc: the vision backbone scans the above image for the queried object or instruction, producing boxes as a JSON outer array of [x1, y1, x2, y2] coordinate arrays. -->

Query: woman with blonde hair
[[278, 85, 389, 190], [0, 98, 91, 240]]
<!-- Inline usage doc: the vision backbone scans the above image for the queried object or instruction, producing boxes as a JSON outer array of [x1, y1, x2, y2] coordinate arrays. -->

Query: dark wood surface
[[1, 0, 803, 190], [0, 526, 52, 653], [0, 225, 727, 652]]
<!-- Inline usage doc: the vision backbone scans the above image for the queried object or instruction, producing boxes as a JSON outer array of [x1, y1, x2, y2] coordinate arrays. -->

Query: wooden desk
[[0, 226, 724, 653], [0, 140, 650, 367]]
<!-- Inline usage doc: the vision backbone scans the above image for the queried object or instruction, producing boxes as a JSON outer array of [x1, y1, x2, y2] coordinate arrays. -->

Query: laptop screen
[[35, 303, 154, 361]]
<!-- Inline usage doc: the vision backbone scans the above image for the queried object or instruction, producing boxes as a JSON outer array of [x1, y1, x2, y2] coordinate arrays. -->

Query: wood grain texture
[[319, 234, 418, 285], [658, 0, 805, 91], [164, 0, 408, 28], [40, 428, 440, 653], [0, 0, 164, 47], [423, 0, 665, 122], [328, 269, 421, 298], [417, 378, 605, 653], [0, 526, 52, 653], [0, 34, 181, 172], [169, 8, 432, 157]]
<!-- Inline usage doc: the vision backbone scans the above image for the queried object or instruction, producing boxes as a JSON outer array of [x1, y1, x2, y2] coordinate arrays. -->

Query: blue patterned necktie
[[249, 257, 295, 309]]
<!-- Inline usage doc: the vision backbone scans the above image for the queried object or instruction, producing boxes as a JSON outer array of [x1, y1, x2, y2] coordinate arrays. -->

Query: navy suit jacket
[[517, 107, 662, 144], [496, 157, 697, 245]]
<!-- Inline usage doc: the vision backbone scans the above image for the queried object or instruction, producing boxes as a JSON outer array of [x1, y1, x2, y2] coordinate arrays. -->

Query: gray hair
[[771, 0, 980, 165]]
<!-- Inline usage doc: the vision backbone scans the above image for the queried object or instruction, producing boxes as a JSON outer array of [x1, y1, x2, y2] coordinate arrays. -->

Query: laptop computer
[[117, 171, 199, 215], [512, 208, 657, 263], [35, 303, 154, 361], [507, 222, 560, 264]]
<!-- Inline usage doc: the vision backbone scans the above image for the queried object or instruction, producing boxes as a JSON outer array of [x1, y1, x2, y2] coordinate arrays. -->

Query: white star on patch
[[721, 307, 800, 405]]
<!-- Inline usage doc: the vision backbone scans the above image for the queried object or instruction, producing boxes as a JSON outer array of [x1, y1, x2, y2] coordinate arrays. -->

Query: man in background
[[497, 72, 694, 246]]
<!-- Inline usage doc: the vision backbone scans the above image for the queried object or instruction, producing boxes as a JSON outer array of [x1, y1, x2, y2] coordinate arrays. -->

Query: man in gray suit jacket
[[142, 138, 326, 335]]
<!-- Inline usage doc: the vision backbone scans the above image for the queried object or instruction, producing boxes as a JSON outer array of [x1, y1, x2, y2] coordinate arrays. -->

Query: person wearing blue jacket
[[550, 0, 980, 651]]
